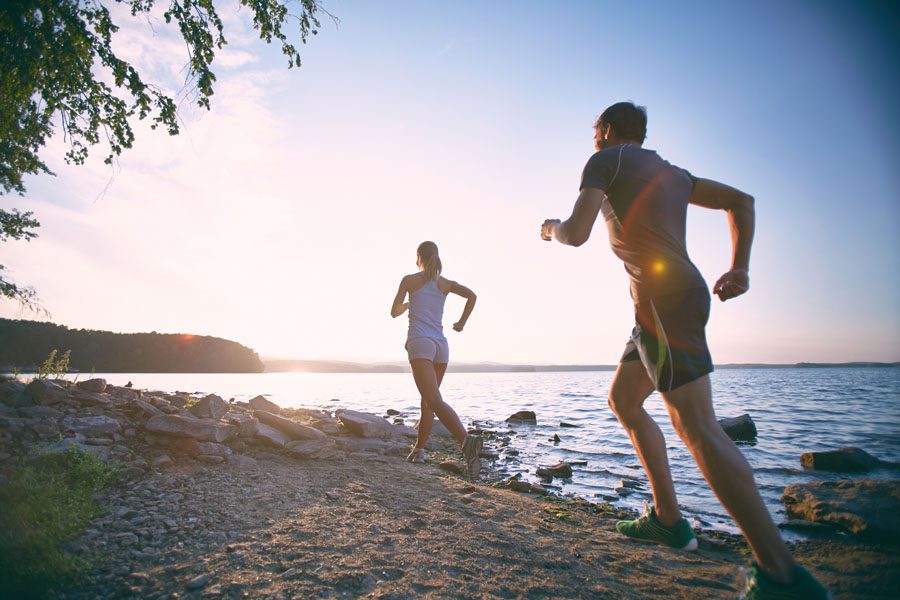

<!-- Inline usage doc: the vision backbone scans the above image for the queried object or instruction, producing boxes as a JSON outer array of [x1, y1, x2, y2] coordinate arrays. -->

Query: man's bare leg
[[662, 375, 797, 583], [608, 360, 682, 525]]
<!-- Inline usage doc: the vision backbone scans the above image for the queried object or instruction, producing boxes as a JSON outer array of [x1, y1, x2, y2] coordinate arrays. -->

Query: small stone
[[559, 422, 580, 428], [185, 574, 210, 590], [197, 454, 225, 464], [438, 460, 466, 475], [154, 455, 174, 469], [386, 409, 401, 416]]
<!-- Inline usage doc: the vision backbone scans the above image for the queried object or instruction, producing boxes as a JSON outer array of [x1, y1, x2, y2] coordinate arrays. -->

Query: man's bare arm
[[541, 188, 606, 247], [690, 178, 755, 301]]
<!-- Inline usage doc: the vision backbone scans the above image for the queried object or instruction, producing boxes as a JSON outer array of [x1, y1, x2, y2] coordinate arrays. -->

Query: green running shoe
[[615, 503, 698, 551], [739, 563, 831, 599]]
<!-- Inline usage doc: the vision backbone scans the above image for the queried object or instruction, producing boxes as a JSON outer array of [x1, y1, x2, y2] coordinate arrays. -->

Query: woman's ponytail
[[417, 241, 442, 281]]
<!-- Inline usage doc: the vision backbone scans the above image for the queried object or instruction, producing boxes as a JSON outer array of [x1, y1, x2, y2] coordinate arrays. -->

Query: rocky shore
[[1, 377, 898, 598]]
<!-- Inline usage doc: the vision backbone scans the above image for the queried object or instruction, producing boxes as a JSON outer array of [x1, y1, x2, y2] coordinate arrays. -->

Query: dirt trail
[[57, 453, 898, 599]]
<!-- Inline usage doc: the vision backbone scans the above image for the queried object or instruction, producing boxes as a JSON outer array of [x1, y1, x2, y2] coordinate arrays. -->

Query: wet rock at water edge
[[386, 409, 401, 416], [506, 410, 537, 424], [559, 422, 580, 428], [782, 479, 900, 541], [536, 462, 573, 479], [249, 395, 282, 414], [717, 413, 757, 442], [439, 460, 466, 475], [800, 447, 883, 473], [550, 434, 561, 443]]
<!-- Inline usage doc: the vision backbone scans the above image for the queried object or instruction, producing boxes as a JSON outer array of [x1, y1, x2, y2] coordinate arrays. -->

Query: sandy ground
[[56, 449, 899, 599]]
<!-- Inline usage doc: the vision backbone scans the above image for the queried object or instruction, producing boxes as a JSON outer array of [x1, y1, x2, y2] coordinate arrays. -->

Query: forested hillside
[[0, 319, 263, 372]]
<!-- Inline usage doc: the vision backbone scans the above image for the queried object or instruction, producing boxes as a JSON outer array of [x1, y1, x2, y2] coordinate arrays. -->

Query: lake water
[[88, 368, 900, 537]]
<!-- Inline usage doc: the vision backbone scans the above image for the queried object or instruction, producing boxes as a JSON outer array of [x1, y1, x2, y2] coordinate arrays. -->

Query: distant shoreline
[[261, 359, 900, 374]]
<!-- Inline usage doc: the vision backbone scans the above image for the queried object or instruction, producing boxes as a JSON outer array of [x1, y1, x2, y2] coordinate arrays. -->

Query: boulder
[[189, 394, 229, 420], [536, 462, 573, 479], [438, 460, 466, 475], [132, 399, 164, 418], [506, 410, 537, 424], [144, 415, 237, 443], [782, 479, 900, 540], [76, 378, 107, 393], [223, 412, 259, 437], [249, 395, 282, 414], [336, 409, 395, 439], [17, 405, 63, 419], [308, 417, 342, 435], [717, 413, 757, 442], [286, 438, 338, 459], [800, 447, 882, 473], [254, 410, 326, 441], [63, 415, 122, 437], [0, 381, 32, 407], [254, 422, 288, 447], [25, 379, 68, 405], [72, 391, 112, 407]]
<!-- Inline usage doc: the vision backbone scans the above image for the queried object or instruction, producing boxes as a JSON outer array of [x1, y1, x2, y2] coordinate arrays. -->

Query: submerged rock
[[536, 462, 573, 479], [800, 447, 883, 473], [782, 479, 900, 540], [506, 410, 537, 424], [717, 413, 757, 442]]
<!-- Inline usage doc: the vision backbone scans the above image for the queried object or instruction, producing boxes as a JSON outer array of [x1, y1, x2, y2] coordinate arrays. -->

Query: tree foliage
[[0, 208, 41, 310], [0, 0, 324, 307], [0, 0, 323, 194]]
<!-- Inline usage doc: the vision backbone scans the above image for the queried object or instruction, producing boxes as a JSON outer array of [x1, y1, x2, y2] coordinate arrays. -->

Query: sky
[[2, 0, 899, 364]]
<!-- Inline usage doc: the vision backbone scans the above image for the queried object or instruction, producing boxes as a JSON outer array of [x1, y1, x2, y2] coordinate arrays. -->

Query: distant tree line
[[0, 319, 263, 373]]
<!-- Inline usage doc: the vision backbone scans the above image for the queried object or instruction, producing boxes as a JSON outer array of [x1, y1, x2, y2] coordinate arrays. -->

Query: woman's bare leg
[[413, 362, 447, 449], [410, 359, 465, 445]]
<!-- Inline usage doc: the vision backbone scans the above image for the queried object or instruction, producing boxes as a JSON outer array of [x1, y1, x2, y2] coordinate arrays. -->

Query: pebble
[[185, 573, 210, 590]]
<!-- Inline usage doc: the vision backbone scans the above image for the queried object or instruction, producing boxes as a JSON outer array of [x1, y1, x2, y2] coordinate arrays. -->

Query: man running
[[540, 102, 828, 599]]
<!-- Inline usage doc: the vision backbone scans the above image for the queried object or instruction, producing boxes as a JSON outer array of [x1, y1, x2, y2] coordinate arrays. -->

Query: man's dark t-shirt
[[580, 144, 707, 303]]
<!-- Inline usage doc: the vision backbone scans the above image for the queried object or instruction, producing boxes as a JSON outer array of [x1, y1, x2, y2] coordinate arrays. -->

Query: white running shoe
[[406, 447, 426, 463]]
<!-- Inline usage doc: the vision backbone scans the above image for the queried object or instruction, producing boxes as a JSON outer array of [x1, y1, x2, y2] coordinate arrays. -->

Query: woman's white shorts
[[406, 337, 449, 364]]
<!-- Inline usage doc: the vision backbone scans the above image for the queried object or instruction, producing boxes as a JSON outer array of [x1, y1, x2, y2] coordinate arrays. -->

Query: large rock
[[718, 413, 757, 442], [189, 394, 229, 420], [26, 379, 68, 405], [132, 399, 164, 418], [223, 411, 259, 437], [18, 406, 63, 419], [254, 422, 288, 447], [144, 415, 237, 443], [506, 410, 537, 424], [0, 381, 32, 407], [255, 410, 326, 441], [286, 438, 338, 459], [76, 378, 107, 393], [72, 390, 112, 408], [782, 479, 900, 540], [800, 447, 882, 473], [63, 415, 122, 437], [249, 395, 282, 414], [536, 462, 573, 479], [336, 409, 395, 439]]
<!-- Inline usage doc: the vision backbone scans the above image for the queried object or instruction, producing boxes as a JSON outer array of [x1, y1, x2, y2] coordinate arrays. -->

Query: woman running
[[390, 241, 482, 480]]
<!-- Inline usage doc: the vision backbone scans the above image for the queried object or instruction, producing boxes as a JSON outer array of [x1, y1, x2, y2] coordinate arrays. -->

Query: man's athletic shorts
[[406, 337, 450, 364], [620, 287, 714, 392]]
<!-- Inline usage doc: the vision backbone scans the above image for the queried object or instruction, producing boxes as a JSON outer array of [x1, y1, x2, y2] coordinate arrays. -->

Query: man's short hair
[[597, 102, 647, 144]]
